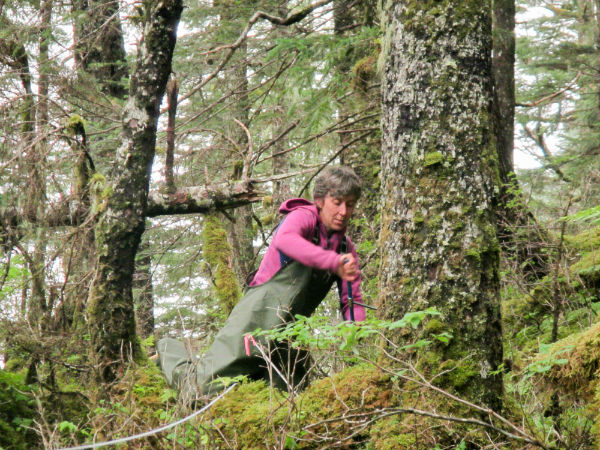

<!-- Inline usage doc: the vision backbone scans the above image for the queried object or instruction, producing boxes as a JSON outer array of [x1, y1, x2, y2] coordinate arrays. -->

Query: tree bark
[[134, 234, 154, 343], [271, 2, 292, 211], [165, 76, 178, 193], [67, 0, 130, 338], [493, 0, 515, 183], [379, 1, 503, 411], [87, 0, 183, 382]]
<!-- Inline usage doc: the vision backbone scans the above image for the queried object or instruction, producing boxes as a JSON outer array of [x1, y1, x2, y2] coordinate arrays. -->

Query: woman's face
[[315, 194, 356, 232]]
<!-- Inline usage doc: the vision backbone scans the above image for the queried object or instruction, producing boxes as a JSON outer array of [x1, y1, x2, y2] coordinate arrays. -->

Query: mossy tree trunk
[[87, 0, 183, 382], [25, 0, 52, 385], [333, 0, 381, 292], [66, 0, 130, 335], [378, 1, 503, 411], [134, 234, 154, 343], [271, 2, 291, 211], [202, 215, 242, 316]]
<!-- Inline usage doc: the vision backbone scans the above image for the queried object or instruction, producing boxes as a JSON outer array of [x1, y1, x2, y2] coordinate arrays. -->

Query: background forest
[[1, 0, 600, 449]]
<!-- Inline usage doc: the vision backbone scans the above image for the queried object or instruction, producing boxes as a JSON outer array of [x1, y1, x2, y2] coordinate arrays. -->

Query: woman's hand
[[336, 253, 359, 281]]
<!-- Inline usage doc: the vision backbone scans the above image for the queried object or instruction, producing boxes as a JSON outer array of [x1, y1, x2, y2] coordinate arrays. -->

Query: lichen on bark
[[378, 1, 503, 410]]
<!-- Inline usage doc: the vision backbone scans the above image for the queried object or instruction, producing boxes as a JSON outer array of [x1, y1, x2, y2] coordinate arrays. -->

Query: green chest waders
[[158, 259, 336, 401]]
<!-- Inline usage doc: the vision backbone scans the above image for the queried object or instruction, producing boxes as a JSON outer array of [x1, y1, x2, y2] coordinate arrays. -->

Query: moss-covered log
[[378, 1, 503, 410], [87, 0, 183, 382]]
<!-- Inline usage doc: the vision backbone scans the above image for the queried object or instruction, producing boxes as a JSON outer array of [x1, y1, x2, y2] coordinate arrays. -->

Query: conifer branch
[[171, 0, 333, 109], [516, 71, 581, 108]]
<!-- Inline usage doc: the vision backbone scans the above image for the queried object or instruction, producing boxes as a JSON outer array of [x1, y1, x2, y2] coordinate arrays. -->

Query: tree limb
[[146, 180, 265, 217]]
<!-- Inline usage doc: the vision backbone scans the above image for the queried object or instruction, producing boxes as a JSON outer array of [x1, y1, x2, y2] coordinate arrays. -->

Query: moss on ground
[[191, 364, 495, 449]]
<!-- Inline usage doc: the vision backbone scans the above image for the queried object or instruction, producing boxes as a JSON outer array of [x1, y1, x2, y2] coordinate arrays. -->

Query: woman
[[158, 166, 365, 401]]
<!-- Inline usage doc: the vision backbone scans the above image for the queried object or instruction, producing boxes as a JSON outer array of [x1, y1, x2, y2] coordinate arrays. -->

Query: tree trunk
[[134, 234, 154, 343], [271, 2, 292, 211], [493, 0, 515, 183], [493, 0, 549, 282], [25, 0, 52, 385], [87, 0, 183, 382], [334, 0, 354, 164], [379, 1, 503, 411], [218, 0, 256, 286], [72, 0, 128, 98], [66, 0, 130, 335]]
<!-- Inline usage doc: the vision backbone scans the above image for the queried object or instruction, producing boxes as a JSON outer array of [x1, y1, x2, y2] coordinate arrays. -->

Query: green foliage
[[423, 150, 445, 167], [563, 205, 600, 226], [0, 370, 37, 450], [255, 308, 446, 358]]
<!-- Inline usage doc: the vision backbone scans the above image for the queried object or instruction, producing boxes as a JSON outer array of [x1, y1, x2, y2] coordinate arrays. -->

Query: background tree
[[86, 0, 184, 382]]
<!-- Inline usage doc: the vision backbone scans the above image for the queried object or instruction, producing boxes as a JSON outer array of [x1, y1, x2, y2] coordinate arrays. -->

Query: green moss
[[352, 55, 377, 92], [368, 417, 416, 450], [466, 248, 481, 265], [66, 114, 86, 135], [261, 213, 275, 226], [201, 380, 288, 449], [565, 226, 600, 252], [425, 213, 442, 229], [570, 248, 600, 281], [424, 318, 446, 335], [443, 359, 480, 389], [533, 321, 600, 399], [424, 151, 444, 167], [232, 160, 244, 179], [202, 215, 242, 314], [261, 195, 273, 208]]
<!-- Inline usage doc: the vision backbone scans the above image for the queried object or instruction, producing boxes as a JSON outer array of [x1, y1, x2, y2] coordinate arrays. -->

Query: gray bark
[[379, 1, 503, 410]]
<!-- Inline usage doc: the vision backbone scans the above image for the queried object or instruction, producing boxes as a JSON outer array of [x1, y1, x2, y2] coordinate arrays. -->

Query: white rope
[[37, 383, 237, 450]]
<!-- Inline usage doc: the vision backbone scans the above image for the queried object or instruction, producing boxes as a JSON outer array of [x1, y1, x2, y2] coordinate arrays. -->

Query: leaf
[[284, 435, 300, 450], [59, 421, 78, 433]]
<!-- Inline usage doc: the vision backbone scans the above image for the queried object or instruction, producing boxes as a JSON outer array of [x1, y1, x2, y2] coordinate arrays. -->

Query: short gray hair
[[313, 166, 362, 201]]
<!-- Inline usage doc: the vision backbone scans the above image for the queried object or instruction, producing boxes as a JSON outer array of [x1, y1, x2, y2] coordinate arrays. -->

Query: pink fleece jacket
[[250, 198, 365, 322]]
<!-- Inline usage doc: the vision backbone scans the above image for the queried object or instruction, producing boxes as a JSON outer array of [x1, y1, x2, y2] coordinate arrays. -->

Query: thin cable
[[38, 383, 237, 450]]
